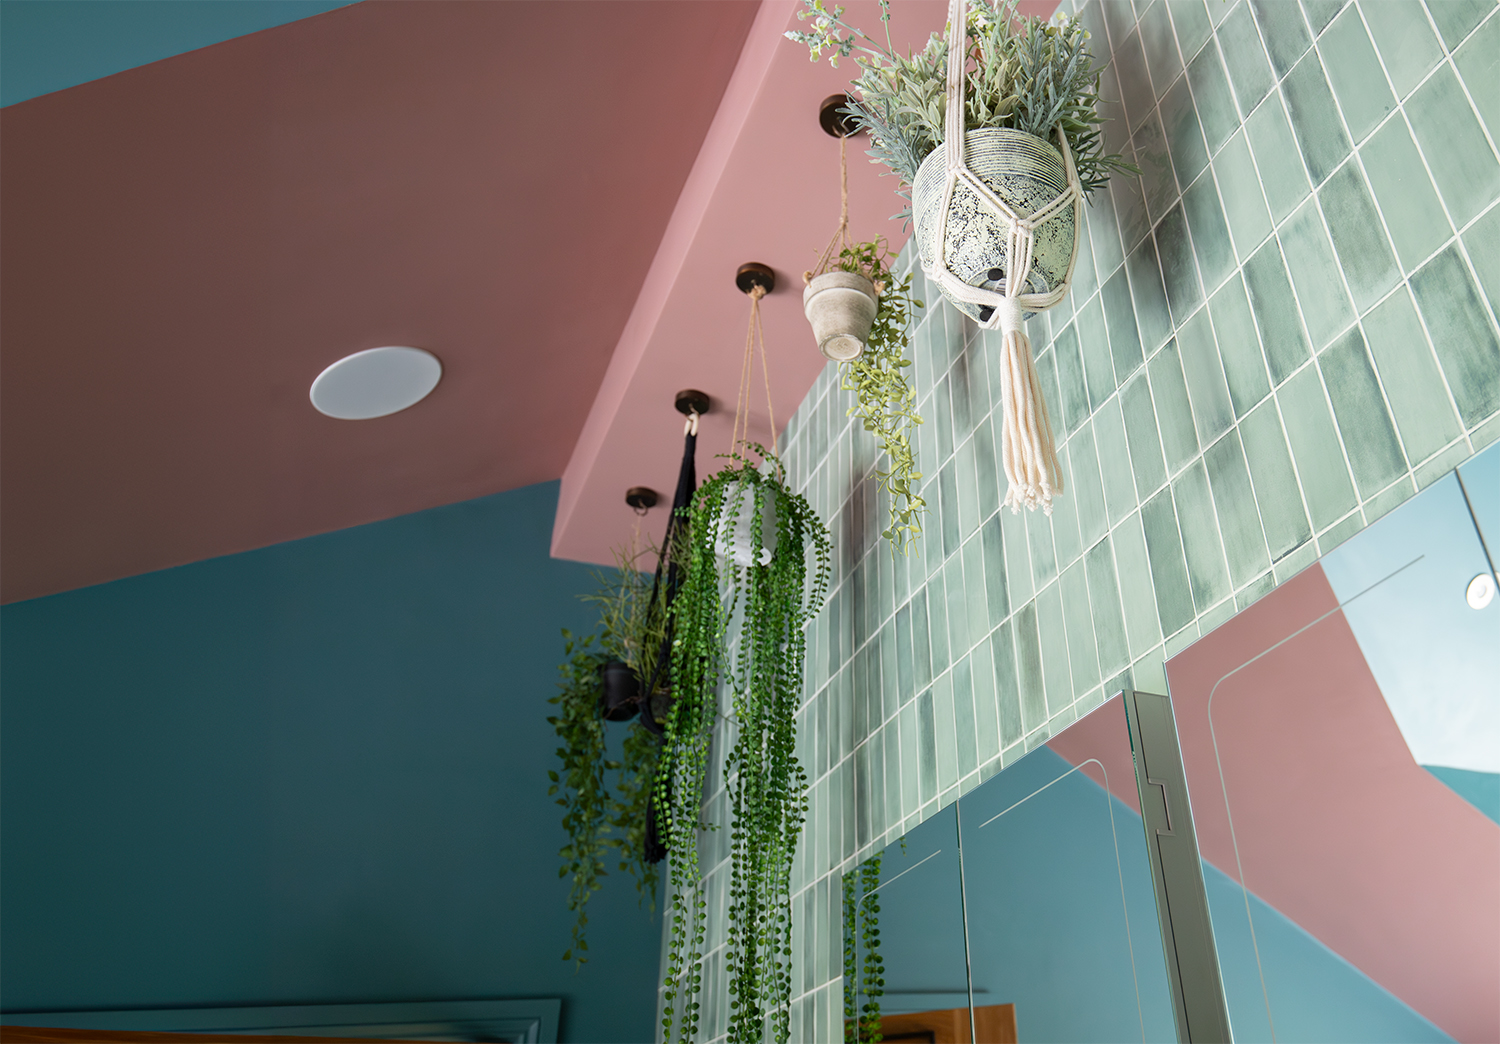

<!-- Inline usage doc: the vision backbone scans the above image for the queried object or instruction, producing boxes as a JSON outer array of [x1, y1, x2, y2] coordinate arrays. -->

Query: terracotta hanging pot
[[803, 270, 879, 361], [911, 128, 1079, 325]]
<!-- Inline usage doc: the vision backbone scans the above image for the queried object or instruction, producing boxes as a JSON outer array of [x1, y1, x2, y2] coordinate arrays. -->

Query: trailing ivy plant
[[788, 0, 1136, 210], [842, 852, 887, 1043], [836, 239, 925, 551], [547, 542, 667, 967], [658, 447, 832, 1044]]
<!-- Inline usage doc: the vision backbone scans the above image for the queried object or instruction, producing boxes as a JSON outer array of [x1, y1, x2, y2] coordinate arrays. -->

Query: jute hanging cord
[[923, 0, 1084, 516], [731, 283, 778, 460], [806, 132, 854, 284]]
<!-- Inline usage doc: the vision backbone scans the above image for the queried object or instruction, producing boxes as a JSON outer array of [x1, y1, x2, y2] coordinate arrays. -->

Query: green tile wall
[[661, 2, 1499, 1039]]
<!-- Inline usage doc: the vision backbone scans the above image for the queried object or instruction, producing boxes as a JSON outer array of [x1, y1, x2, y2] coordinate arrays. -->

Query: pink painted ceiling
[[0, 0, 757, 603], [1, 0, 1059, 603]]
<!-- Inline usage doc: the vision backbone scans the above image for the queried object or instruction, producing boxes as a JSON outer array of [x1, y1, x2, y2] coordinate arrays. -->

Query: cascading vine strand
[[658, 447, 831, 1044]]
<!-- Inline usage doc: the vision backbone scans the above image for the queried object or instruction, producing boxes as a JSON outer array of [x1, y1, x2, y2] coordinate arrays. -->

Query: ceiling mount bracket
[[625, 487, 659, 513], [819, 94, 859, 138], [735, 262, 775, 295], [675, 389, 712, 417]]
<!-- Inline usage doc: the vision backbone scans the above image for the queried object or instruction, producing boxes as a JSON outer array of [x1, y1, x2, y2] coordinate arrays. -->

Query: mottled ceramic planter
[[712, 482, 778, 568], [803, 270, 879, 361], [912, 128, 1077, 324]]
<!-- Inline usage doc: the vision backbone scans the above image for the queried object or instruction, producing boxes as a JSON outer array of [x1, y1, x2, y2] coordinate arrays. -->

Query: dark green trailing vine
[[843, 853, 887, 1043], [658, 447, 832, 1044], [547, 546, 667, 967], [836, 239, 925, 551]]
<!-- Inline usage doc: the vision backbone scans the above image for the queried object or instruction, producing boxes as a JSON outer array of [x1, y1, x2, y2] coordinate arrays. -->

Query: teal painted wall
[[0, 0, 359, 107], [0, 481, 661, 1044]]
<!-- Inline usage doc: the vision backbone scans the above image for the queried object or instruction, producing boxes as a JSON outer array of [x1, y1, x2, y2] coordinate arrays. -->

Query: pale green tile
[[1273, 535, 1320, 582], [1173, 459, 1235, 610], [1280, 199, 1355, 348], [1132, 648, 1169, 695], [1236, 569, 1276, 612], [1086, 535, 1132, 676], [1122, 371, 1170, 497], [1320, 5, 1396, 143], [1061, 561, 1102, 695], [956, 438, 981, 540], [962, 536, 988, 643], [1454, 12, 1499, 141], [944, 555, 972, 658], [1078, 294, 1118, 409], [1035, 583, 1074, 714], [1103, 265, 1146, 381], [1027, 503, 1059, 590], [931, 673, 957, 791], [1410, 247, 1500, 428], [1239, 399, 1314, 559], [1135, 110, 1181, 223], [1415, 439, 1474, 489], [1113, 150, 1153, 252], [1278, 365, 1359, 527], [1246, 92, 1313, 223], [1052, 444, 1084, 567], [1252, 0, 1313, 76], [992, 619, 1024, 746], [1158, 204, 1205, 324], [1054, 322, 1091, 436], [912, 588, 933, 690], [1302, 0, 1346, 35], [1142, 0, 1185, 94], [1283, 51, 1352, 184], [1214, 132, 1274, 259], [1128, 236, 1175, 350], [1363, 0, 1443, 99], [1001, 503, 1034, 606], [1116, 26, 1157, 133], [1162, 75, 1210, 187], [1219, 3, 1276, 115], [1425, 0, 1492, 49], [1466, 205, 1500, 318], [1210, 274, 1272, 415], [980, 512, 1010, 627], [1113, 512, 1165, 656], [1320, 161, 1400, 314], [1472, 412, 1500, 451], [1178, 308, 1237, 444], [969, 638, 1000, 766], [1362, 288, 1464, 464], [1069, 423, 1110, 546], [1170, 0, 1214, 57], [1149, 338, 1202, 471], [1141, 487, 1198, 634], [1407, 66, 1500, 228], [975, 415, 1002, 522], [952, 657, 978, 779], [1185, 173, 1236, 293], [1090, 182, 1129, 281], [1074, 201, 1102, 305], [1317, 509, 1367, 555], [1034, 349, 1064, 460], [1188, 32, 1241, 153], [1359, 118, 1452, 275], [1197, 594, 1239, 636], [1095, 397, 1141, 524], [938, 461, 960, 559], [928, 571, 951, 675], [1204, 429, 1273, 585]]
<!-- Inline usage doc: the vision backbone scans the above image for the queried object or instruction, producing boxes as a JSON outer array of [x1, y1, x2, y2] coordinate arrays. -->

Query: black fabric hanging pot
[[600, 660, 641, 722]]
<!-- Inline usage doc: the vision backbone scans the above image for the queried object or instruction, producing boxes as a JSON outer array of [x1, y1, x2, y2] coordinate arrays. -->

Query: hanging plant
[[843, 852, 887, 1044], [658, 446, 832, 1044], [834, 239, 925, 551], [547, 542, 669, 966], [790, 0, 1138, 515]]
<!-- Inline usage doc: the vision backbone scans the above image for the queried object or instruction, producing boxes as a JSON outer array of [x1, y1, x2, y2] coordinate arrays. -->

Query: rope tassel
[[996, 301, 1063, 513]]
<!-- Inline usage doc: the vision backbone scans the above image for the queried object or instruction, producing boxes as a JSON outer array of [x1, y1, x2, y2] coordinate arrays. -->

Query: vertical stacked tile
[[659, 1, 1499, 1038]]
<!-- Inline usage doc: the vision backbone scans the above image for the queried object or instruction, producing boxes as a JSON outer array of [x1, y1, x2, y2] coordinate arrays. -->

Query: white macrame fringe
[[995, 300, 1062, 513]]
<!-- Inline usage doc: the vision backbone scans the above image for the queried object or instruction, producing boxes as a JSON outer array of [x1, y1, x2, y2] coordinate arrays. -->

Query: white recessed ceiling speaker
[[310, 346, 442, 420]]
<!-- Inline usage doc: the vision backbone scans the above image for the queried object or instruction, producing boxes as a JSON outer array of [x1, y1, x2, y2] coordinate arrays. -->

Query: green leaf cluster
[[658, 447, 832, 1044], [842, 852, 887, 1043], [788, 0, 1137, 202], [547, 545, 667, 968], [837, 239, 925, 552]]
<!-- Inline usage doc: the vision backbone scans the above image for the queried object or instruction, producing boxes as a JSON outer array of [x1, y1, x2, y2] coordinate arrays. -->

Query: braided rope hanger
[[805, 132, 853, 285], [922, 0, 1083, 514]]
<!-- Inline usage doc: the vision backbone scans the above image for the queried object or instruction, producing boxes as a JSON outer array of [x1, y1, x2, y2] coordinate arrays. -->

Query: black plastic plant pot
[[600, 660, 641, 721]]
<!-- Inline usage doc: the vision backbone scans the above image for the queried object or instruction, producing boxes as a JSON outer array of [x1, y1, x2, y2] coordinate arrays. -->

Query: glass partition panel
[[1166, 448, 1500, 1044], [958, 694, 1176, 1043]]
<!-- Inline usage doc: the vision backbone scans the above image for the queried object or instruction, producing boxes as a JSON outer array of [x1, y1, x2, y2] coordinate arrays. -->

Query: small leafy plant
[[658, 447, 832, 1044], [836, 239, 925, 551], [788, 0, 1135, 204], [547, 542, 667, 967], [843, 852, 887, 1044]]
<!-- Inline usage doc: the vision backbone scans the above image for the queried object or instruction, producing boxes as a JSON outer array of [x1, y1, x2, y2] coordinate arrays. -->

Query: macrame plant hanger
[[805, 132, 855, 286], [731, 272, 779, 462], [923, 0, 1083, 515]]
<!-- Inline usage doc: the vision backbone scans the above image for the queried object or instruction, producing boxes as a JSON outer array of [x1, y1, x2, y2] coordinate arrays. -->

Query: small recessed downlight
[[1466, 572, 1496, 610], [310, 346, 442, 420]]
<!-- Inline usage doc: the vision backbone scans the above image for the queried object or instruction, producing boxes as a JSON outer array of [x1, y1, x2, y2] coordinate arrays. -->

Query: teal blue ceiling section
[[1, 0, 359, 107]]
